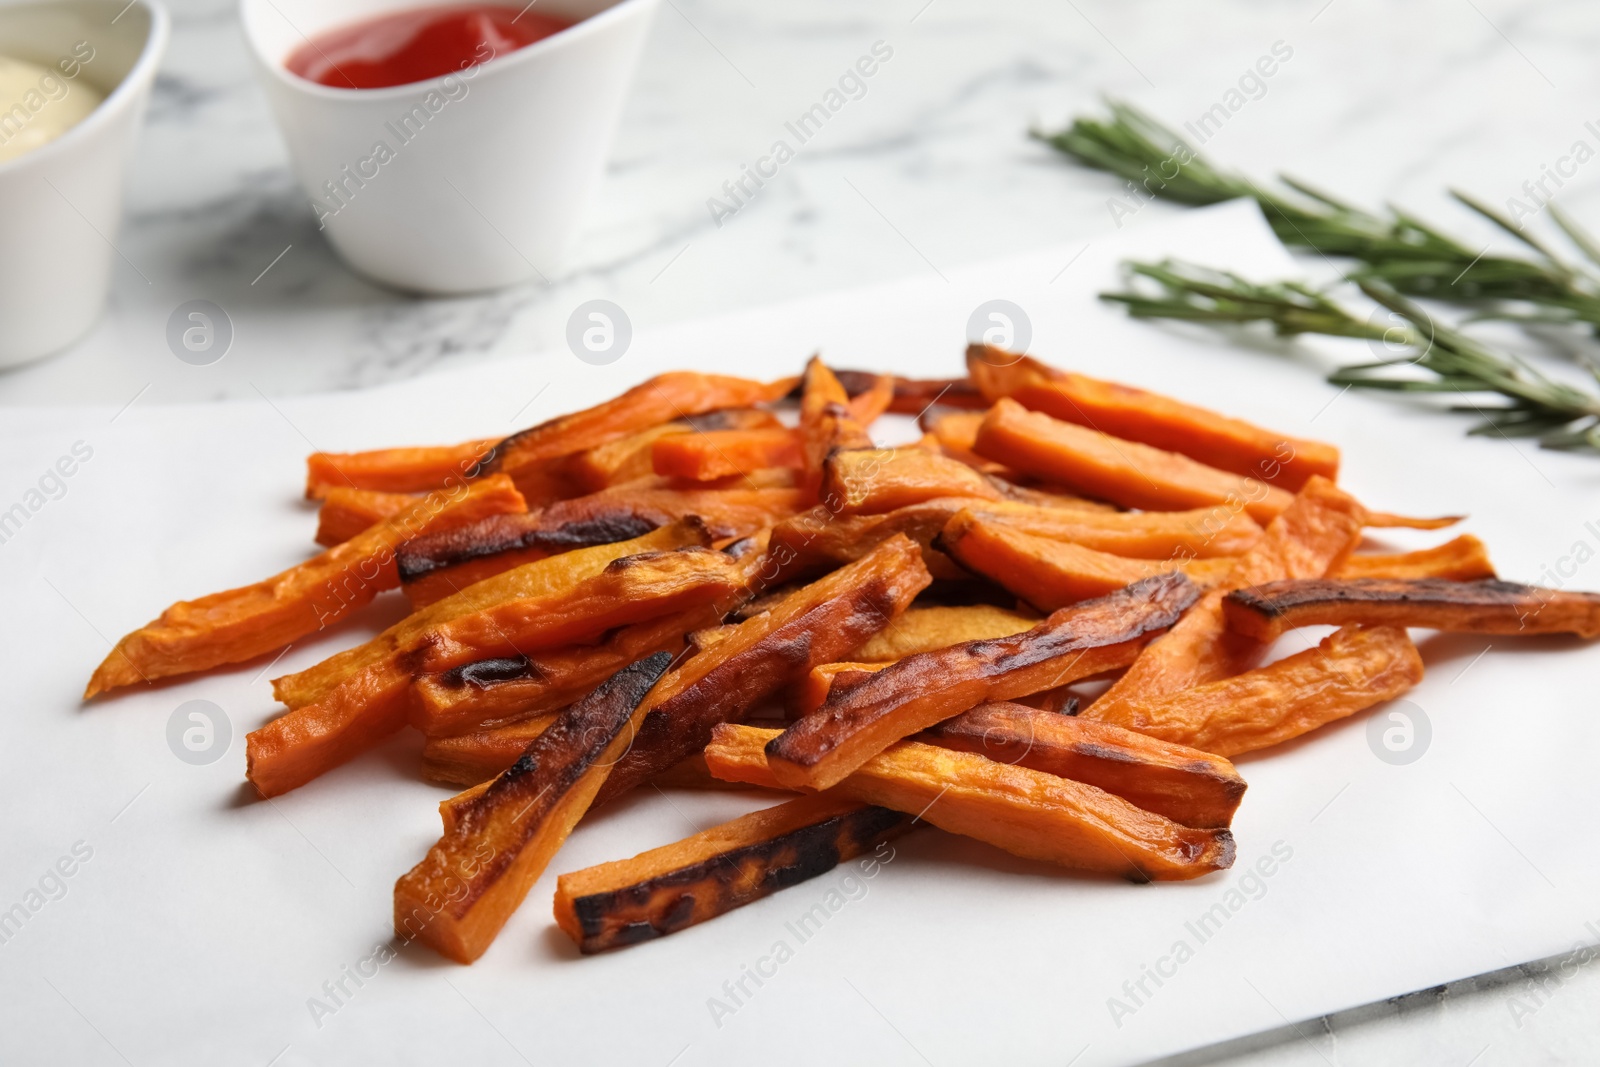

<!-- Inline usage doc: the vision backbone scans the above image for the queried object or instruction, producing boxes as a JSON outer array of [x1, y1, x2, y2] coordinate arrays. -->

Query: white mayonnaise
[[0, 55, 104, 163]]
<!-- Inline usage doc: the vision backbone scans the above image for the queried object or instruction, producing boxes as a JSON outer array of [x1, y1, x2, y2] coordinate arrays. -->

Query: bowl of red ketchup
[[241, 0, 659, 293]]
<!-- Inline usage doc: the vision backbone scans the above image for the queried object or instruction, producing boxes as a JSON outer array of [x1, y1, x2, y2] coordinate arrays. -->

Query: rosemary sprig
[[1104, 260, 1600, 451], [1038, 102, 1600, 328]]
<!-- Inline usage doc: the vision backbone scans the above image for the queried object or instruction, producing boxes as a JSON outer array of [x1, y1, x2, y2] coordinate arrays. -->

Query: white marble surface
[[6, 0, 1600, 1061]]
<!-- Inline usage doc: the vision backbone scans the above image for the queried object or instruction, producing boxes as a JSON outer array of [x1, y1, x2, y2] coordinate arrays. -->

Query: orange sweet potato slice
[[975, 398, 1295, 524], [765, 572, 1201, 791], [553, 795, 913, 952], [1088, 626, 1424, 757], [1223, 578, 1600, 642], [84, 475, 527, 698], [590, 533, 932, 806], [485, 372, 795, 498], [940, 510, 1237, 609], [568, 409, 782, 491], [967, 345, 1340, 490], [788, 662, 889, 718], [314, 489, 419, 547], [849, 604, 1040, 662], [396, 483, 803, 608], [651, 427, 802, 482], [412, 604, 724, 737], [922, 701, 1246, 828], [1335, 535, 1495, 581], [305, 438, 499, 499], [820, 447, 1008, 514], [423, 716, 558, 787], [1088, 475, 1367, 721], [395, 654, 672, 963], [966, 503, 1264, 559], [799, 357, 879, 497], [707, 725, 1235, 881]]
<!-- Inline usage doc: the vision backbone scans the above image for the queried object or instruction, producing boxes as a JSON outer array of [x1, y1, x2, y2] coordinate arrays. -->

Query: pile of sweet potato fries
[[86, 346, 1600, 962]]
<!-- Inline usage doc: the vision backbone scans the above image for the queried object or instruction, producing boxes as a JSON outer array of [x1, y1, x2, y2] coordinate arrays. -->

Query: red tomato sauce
[[285, 4, 572, 89]]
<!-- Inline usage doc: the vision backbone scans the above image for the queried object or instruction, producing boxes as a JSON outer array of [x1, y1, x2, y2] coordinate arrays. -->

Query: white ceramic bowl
[[241, 0, 659, 295], [0, 0, 168, 369]]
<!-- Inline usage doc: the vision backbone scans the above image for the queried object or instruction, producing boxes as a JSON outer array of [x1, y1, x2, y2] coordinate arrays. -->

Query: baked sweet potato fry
[[799, 357, 881, 497], [314, 489, 418, 547], [305, 439, 498, 499], [1091, 626, 1424, 757], [967, 345, 1340, 490], [591, 534, 933, 805], [766, 573, 1201, 791], [249, 525, 713, 797], [1335, 535, 1495, 581], [849, 604, 1040, 662], [569, 409, 782, 491], [1224, 578, 1600, 641], [1366, 511, 1463, 530], [651, 427, 802, 482], [708, 725, 1235, 881], [412, 603, 725, 736], [974, 398, 1294, 524], [553, 795, 913, 952], [967, 503, 1263, 560], [922, 702, 1246, 828], [397, 483, 803, 607], [395, 654, 671, 963], [423, 716, 558, 787], [84, 475, 527, 698], [789, 662, 888, 718], [825, 370, 986, 413], [821, 447, 1008, 514], [1087, 475, 1366, 721], [485, 372, 795, 498], [940, 511, 1236, 609]]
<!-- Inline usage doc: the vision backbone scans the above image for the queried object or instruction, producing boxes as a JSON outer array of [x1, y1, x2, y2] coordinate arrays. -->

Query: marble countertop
[[7, 0, 1600, 1061]]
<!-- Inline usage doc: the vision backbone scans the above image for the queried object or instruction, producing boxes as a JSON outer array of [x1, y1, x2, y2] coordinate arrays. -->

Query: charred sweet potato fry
[[708, 725, 1235, 881], [1092, 626, 1424, 757], [921, 702, 1246, 828], [553, 796, 913, 952], [305, 439, 499, 499], [485, 372, 795, 498], [248, 525, 712, 797], [84, 475, 527, 698], [397, 484, 803, 607], [767, 498, 979, 581], [412, 604, 724, 736], [591, 534, 932, 806], [568, 409, 782, 491], [1087, 476, 1366, 721], [651, 427, 802, 482], [314, 489, 418, 547], [975, 398, 1295, 524], [766, 573, 1201, 791], [395, 654, 672, 963], [849, 604, 1040, 662], [1224, 578, 1600, 641], [1336, 535, 1495, 582], [967, 346, 1340, 490], [423, 716, 558, 787], [940, 511, 1236, 609]]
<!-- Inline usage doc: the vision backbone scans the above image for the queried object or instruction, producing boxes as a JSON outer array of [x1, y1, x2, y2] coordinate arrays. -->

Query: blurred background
[[3, 0, 1596, 408]]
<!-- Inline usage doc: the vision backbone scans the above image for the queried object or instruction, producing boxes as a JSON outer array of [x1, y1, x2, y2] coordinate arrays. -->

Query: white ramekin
[[240, 0, 659, 295]]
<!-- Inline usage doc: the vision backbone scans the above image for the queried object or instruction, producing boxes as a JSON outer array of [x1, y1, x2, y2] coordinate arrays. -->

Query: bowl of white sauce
[[0, 0, 168, 368]]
